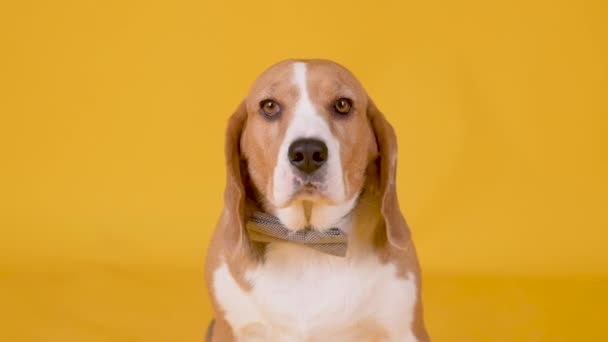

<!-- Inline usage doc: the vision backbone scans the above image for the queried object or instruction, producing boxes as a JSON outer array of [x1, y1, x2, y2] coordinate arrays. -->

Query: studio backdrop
[[1, 0, 606, 340]]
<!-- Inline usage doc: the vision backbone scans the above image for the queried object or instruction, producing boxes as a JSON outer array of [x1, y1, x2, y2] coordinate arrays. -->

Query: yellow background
[[1, 0, 607, 340]]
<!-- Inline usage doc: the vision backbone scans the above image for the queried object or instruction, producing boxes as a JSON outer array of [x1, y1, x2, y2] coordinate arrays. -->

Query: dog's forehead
[[306, 60, 366, 94], [246, 59, 367, 100], [247, 60, 295, 96]]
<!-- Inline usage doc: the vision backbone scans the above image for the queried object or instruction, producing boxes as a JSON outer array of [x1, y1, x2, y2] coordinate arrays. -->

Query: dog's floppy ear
[[367, 98, 411, 250], [222, 101, 254, 257]]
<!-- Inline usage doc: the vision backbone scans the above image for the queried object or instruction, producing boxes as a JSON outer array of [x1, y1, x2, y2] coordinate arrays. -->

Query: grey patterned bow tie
[[246, 212, 348, 257]]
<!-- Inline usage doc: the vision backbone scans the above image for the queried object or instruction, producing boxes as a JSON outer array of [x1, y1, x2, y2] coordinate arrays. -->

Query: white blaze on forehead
[[294, 63, 308, 100], [289, 62, 328, 137], [271, 62, 350, 231]]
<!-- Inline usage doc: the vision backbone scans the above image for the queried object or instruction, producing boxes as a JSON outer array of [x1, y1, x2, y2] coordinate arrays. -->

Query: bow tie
[[246, 212, 348, 257]]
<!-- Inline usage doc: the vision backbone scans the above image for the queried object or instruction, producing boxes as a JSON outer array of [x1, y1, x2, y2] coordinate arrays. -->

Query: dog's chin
[[271, 185, 359, 232]]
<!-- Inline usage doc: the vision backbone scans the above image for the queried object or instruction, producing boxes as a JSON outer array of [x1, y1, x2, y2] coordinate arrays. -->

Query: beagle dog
[[204, 59, 429, 342]]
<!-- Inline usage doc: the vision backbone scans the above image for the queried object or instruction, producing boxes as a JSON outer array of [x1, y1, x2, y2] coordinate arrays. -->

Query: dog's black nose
[[288, 138, 328, 174]]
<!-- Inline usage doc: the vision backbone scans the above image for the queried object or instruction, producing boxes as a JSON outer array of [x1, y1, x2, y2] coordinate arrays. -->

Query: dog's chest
[[213, 243, 418, 341]]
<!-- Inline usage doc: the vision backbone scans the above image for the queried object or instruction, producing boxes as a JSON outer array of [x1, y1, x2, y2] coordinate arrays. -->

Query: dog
[[204, 59, 429, 341]]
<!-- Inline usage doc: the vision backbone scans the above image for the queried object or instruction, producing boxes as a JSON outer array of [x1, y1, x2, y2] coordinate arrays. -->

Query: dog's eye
[[334, 98, 352, 115], [260, 99, 281, 117]]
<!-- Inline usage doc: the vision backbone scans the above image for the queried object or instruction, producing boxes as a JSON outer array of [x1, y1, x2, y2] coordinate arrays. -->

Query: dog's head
[[222, 60, 409, 255]]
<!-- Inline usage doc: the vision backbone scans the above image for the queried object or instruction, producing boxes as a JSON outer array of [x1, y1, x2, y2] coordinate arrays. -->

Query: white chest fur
[[213, 242, 418, 342]]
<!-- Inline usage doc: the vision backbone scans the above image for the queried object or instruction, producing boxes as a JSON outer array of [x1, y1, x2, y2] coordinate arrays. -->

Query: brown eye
[[260, 99, 281, 117], [334, 98, 352, 115]]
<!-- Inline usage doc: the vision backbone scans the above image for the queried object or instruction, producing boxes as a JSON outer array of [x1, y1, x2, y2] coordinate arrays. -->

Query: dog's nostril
[[294, 152, 304, 162], [312, 151, 324, 162]]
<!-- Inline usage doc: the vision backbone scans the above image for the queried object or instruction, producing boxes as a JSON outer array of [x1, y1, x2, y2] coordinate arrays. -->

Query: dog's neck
[[246, 211, 349, 257]]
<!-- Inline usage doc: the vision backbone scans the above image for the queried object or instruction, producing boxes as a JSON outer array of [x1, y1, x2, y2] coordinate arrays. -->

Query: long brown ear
[[367, 99, 411, 251], [222, 101, 253, 257]]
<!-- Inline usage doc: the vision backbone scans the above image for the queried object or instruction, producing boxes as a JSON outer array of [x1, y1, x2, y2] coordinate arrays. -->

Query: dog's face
[[239, 60, 379, 231]]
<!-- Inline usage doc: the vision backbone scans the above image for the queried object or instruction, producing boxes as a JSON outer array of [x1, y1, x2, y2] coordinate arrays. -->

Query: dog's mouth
[[279, 180, 335, 208], [273, 168, 341, 210], [293, 183, 322, 199], [301, 182, 318, 192]]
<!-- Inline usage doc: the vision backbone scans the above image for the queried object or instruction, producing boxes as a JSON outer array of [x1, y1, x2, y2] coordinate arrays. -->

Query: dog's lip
[[276, 190, 339, 208], [297, 184, 320, 196], [302, 182, 317, 189], [274, 179, 338, 208], [276, 183, 328, 206]]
